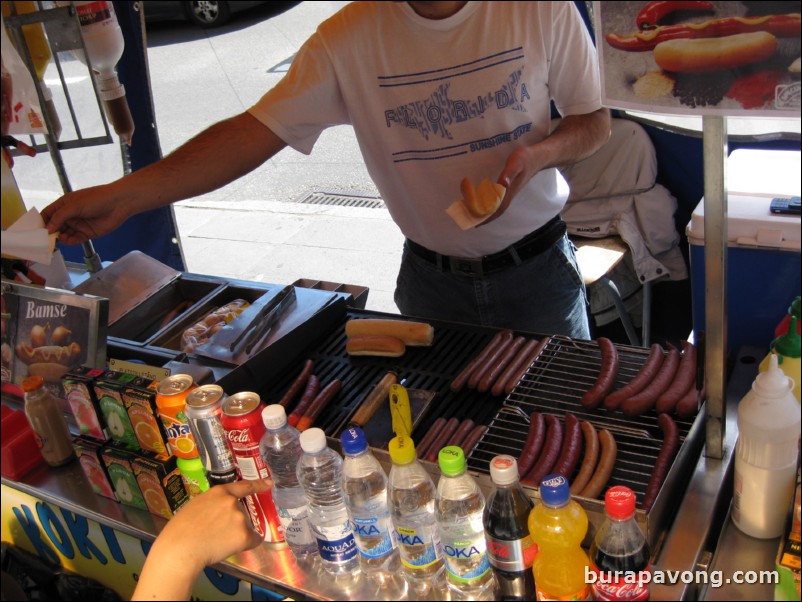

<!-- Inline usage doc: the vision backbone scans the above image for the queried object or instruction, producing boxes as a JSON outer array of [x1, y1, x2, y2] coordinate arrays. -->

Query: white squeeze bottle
[[733, 354, 801, 539]]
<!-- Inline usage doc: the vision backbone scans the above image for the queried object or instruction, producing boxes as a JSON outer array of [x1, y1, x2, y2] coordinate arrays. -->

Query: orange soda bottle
[[527, 474, 591, 600]]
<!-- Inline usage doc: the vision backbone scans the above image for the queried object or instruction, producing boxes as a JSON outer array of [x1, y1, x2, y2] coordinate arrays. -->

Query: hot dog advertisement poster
[[1, 281, 108, 401], [594, 1, 801, 116]]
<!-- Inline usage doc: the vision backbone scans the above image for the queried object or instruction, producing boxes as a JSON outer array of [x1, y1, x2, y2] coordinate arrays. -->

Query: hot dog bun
[[653, 31, 778, 73], [461, 177, 505, 218], [345, 318, 434, 346], [346, 335, 406, 357]]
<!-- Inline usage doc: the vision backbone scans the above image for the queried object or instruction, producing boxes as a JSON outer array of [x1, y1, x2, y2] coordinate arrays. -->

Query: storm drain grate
[[294, 190, 385, 209]]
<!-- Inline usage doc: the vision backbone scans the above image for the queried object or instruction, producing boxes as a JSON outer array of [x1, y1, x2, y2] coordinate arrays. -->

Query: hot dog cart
[[0, 253, 792, 600]]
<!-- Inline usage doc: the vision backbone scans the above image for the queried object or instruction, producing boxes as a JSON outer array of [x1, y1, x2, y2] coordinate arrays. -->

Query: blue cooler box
[[686, 194, 801, 354]]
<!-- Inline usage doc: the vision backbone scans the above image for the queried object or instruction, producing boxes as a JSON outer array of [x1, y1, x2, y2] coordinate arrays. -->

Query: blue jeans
[[394, 233, 590, 339]]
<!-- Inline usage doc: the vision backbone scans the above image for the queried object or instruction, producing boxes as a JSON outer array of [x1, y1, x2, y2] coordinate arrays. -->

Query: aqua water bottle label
[[278, 504, 314, 547], [352, 516, 395, 560], [312, 519, 357, 563]]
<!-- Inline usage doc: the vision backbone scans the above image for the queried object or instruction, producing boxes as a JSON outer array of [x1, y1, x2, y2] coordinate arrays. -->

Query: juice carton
[[62, 367, 108, 441], [132, 452, 189, 519], [123, 378, 170, 457], [73, 436, 117, 501], [101, 444, 147, 511], [94, 371, 140, 450]]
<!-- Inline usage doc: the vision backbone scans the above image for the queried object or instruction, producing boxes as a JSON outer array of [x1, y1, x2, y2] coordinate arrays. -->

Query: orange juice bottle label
[[535, 585, 591, 601]]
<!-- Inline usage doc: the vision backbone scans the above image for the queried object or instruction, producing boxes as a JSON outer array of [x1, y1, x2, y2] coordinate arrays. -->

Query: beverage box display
[[101, 444, 147, 511], [686, 193, 801, 353], [132, 453, 189, 519], [94, 371, 140, 450], [73, 436, 117, 501], [123, 377, 170, 457], [62, 366, 108, 441]]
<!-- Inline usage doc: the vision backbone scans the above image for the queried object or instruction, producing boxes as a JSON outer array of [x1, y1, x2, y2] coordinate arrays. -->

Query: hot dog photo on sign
[[594, 1, 801, 115]]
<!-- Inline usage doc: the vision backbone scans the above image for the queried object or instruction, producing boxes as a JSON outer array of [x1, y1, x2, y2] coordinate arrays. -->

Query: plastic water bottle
[[589, 486, 651, 601], [259, 404, 316, 561], [483, 455, 537, 601], [387, 435, 445, 598], [528, 474, 591, 601], [340, 426, 399, 575], [296, 428, 359, 576], [733, 354, 801, 538], [436, 446, 496, 601]]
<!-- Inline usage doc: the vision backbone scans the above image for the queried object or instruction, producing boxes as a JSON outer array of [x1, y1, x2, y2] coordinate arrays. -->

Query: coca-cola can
[[221, 391, 283, 543], [184, 384, 237, 485]]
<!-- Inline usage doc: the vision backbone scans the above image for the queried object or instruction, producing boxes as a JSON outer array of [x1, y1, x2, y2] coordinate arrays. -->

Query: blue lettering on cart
[[99, 524, 125, 564], [38, 502, 74, 558], [12, 504, 60, 565], [59, 509, 105, 563]]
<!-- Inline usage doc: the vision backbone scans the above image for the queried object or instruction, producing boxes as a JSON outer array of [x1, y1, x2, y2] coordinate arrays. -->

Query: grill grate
[[293, 190, 385, 209], [466, 336, 695, 504]]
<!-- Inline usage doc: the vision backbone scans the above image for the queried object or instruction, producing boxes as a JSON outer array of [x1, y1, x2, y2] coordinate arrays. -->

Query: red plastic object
[[1, 405, 45, 480]]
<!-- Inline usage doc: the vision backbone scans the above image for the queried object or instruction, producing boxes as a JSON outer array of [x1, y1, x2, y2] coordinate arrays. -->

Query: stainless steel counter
[[1, 347, 781, 601]]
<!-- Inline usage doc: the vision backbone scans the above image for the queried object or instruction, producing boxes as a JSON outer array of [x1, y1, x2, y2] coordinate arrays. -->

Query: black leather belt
[[405, 216, 566, 278]]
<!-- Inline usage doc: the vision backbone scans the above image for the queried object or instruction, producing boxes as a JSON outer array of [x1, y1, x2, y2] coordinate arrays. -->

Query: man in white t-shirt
[[43, 1, 610, 338]]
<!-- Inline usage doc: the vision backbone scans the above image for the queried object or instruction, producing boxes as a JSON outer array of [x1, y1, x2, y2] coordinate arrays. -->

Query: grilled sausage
[[552, 413, 582, 480], [296, 379, 343, 432], [655, 341, 697, 414], [493, 338, 540, 397], [468, 330, 515, 390], [517, 412, 546, 477], [277, 359, 314, 407], [604, 344, 665, 411], [461, 424, 488, 457], [287, 374, 320, 427], [505, 337, 549, 395], [641, 413, 680, 512], [620, 347, 681, 417], [478, 335, 527, 394], [449, 418, 476, 448], [349, 371, 398, 428], [522, 414, 563, 488], [451, 330, 509, 393], [578, 428, 617, 499], [425, 417, 460, 463], [570, 421, 600, 495], [415, 416, 446, 459], [581, 337, 619, 409], [675, 385, 701, 419]]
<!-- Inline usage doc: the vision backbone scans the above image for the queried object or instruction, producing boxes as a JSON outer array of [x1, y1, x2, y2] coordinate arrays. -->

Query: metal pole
[[702, 116, 728, 460]]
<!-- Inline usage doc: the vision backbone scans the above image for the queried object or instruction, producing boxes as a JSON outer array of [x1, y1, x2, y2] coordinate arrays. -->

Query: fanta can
[[155, 374, 198, 459], [528, 474, 591, 600]]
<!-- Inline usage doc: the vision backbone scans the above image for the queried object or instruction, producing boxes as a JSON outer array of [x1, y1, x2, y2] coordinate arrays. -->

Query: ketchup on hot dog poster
[[593, 1, 801, 115]]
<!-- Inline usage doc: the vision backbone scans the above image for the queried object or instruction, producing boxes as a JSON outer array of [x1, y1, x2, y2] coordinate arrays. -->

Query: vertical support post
[[702, 116, 727, 460]]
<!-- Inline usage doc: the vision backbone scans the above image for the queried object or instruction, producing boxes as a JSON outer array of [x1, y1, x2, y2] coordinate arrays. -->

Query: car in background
[[142, 1, 271, 28]]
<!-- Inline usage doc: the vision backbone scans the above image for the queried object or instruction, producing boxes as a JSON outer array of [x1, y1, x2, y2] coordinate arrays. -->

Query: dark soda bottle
[[589, 486, 651, 601], [482, 455, 537, 601]]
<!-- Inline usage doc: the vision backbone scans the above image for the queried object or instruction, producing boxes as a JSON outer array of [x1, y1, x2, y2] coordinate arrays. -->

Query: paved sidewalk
[[161, 2, 404, 315]]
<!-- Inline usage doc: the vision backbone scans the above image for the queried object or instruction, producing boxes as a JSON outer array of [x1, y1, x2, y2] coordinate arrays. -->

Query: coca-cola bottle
[[589, 486, 651, 601]]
